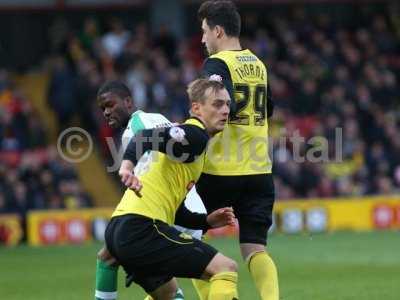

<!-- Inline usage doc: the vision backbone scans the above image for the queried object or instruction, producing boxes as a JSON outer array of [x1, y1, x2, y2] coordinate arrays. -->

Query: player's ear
[[215, 25, 224, 38], [123, 97, 133, 110], [191, 102, 201, 116]]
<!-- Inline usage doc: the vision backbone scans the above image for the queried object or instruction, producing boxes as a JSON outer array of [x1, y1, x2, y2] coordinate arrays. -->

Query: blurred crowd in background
[[0, 72, 93, 215], [1, 5, 399, 217]]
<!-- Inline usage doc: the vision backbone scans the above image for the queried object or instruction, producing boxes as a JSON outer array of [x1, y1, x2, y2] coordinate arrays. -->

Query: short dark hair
[[198, 0, 241, 37], [97, 80, 131, 100]]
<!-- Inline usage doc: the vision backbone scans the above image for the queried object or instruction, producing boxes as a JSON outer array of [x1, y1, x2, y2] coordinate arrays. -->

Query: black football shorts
[[105, 214, 218, 293], [196, 173, 275, 245]]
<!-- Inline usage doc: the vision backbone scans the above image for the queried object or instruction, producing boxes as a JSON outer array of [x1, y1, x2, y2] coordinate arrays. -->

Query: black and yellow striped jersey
[[202, 49, 273, 176], [111, 118, 209, 225]]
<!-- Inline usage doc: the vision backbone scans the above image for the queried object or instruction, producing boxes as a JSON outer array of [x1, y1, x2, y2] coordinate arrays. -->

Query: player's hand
[[206, 207, 236, 228], [119, 170, 143, 197]]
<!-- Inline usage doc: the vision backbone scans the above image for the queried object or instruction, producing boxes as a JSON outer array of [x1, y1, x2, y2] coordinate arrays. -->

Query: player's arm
[[119, 160, 142, 194], [175, 203, 235, 230], [202, 58, 236, 117], [123, 124, 209, 165], [120, 124, 207, 192], [175, 204, 209, 230]]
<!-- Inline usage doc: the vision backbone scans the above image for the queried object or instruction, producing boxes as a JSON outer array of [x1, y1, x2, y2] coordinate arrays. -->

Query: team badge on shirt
[[169, 127, 186, 142]]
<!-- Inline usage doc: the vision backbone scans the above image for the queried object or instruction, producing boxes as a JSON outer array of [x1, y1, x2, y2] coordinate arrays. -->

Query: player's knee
[[155, 289, 177, 300], [164, 286, 178, 300], [223, 257, 238, 273], [205, 254, 238, 277], [169, 280, 178, 293], [240, 243, 266, 261], [151, 280, 178, 300]]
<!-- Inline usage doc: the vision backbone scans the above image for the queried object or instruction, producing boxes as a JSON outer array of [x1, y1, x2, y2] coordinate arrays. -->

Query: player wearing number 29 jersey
[[203, 49, 272, 175], [195, 2, 279, 300], [198, 44, 277, 300]]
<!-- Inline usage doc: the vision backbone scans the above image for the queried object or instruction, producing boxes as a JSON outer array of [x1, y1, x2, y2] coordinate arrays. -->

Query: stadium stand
[[46, 6, 399, 199], [0, 70, 93, 218], [1, 3, 399, 220]]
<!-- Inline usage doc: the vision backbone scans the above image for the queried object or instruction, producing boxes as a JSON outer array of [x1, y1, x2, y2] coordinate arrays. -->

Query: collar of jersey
[[185, 117, 206, 130], [216, 48, 249, 54], [131, 110, 144, 117]]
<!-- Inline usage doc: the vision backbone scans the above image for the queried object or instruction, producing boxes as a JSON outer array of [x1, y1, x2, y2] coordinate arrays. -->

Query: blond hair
[[187, 78, 226, 104]]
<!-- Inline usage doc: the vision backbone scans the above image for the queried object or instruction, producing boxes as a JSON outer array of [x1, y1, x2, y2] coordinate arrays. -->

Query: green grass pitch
[[1, 231, 399, 299]]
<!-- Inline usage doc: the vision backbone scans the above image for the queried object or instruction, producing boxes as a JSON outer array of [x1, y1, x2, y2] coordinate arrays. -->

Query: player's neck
[[190, 115, 215, 137], [121, 109, 134, 128], [217, 38, 242, 53]]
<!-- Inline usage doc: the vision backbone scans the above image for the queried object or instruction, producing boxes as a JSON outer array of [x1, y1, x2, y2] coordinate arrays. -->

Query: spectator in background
[[79, 17, 100, 56], [0, 147, 94, 215], [47, 56, 77, 133], [0, 191, 8, 213], [0, 69, 94, 218], [153, 24, 178, 65], [75, 57, 102, 135], [101, 18, 130, 59], [48, 17, 70, 55], [26, 111, 47, 148]]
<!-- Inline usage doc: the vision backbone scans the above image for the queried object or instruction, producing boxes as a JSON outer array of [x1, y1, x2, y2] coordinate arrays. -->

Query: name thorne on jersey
[[234, 63, 265, 80]]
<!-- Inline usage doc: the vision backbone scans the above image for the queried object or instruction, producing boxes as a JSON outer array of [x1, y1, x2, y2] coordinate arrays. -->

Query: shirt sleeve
[[121, 114, 145, 152], [175, 202, 210, 231], [123, 124, 209, 165], [202, 58, 236, 116]]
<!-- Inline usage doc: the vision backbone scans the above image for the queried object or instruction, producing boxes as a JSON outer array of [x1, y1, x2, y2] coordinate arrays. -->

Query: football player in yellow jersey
[[95, 81, 236, 300], [194, 2, 279, 300], [105, 78, 240, 300]]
